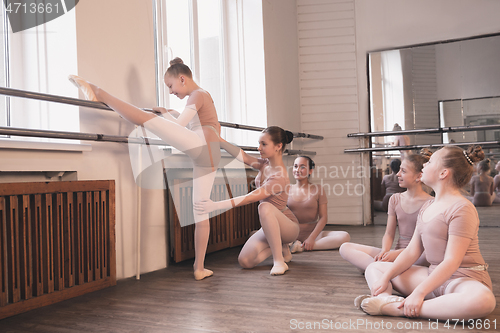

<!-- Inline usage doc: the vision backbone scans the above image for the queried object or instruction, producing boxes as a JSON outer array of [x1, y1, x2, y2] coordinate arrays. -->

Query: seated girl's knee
[[339, 242, 353, 257], [341, 231, 351, 243], [238, 255, 253, 269], [258, 202, 273, 215]]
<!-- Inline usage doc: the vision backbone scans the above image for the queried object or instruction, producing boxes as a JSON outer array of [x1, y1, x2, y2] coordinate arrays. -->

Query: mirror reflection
[[368, 34, 500, 210]]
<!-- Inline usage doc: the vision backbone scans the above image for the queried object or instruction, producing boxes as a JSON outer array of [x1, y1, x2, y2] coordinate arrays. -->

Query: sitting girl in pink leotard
[[356, 145, 495, 320], [469, 159, 496, 206], [195, 126, 299, 276], [287, 156, 350, 252], [340, 150, 432, 272]]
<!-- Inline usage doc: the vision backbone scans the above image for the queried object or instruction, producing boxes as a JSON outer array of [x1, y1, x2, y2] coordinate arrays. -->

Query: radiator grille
[[0, 180, 116, 319]]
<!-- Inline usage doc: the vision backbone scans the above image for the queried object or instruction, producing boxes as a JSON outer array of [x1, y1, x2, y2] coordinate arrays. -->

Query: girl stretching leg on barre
[[355, 145, 495, 320], [195, 127, 300, 276], [69, 57, 225, 281]]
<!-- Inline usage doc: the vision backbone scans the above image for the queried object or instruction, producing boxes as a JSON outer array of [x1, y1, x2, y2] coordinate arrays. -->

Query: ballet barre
[[344, 140, 500, 153], [347, 124, 500, 138], [0, 126, 317, 155], [0, 86, 324, 140]]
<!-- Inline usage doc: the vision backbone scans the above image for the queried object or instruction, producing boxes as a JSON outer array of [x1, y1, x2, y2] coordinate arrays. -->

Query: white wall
[[354, 0, 500, 223], [0, 0, 166, 280], [262, 0, 301, 134]]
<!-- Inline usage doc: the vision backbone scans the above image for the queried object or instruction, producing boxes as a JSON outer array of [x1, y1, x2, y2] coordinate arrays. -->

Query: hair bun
[[467, 145, 485, 163], [285, 130, 294, 144], [169, 57, 184, 66], [420, 148, 433, 160]]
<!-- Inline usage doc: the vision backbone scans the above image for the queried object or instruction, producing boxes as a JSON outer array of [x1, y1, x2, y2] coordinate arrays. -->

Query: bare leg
[[312, 231, 350, 250], [339, 242, 381, 272]]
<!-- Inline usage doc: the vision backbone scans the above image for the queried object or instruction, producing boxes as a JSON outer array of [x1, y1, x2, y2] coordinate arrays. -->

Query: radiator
[[167, 176, 260, 263], [0, 180, 116, 319]]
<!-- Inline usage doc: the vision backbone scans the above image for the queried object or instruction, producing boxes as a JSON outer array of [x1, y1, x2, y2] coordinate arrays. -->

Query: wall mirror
[[368, 34, 500, 201]]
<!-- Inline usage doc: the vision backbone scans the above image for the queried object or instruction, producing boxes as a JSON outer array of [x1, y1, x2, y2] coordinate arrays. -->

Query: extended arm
[[194, 186, 272, 214], [302, 203, 328, 250], [219, 138, 263, 169]]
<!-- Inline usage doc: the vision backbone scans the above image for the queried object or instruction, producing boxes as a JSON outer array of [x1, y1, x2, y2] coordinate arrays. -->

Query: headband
[[463, 150, 473, 165]]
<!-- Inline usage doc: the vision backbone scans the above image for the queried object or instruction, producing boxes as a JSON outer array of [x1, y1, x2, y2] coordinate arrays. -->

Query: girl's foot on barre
[[68, 75, 99, 101]]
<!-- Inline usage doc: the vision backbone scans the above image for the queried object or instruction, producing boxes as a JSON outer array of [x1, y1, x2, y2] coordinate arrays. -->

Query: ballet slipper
[[360, 295, 405, 316], [68, 75, 98, 101], [194, 268, 213, 281], [290, 240, 303, 254], [270, 262, 289, 276], [354, 294, 371, 309]]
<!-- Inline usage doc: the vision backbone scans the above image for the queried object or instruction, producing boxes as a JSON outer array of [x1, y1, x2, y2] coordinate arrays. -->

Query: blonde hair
[[440, 145, 484, 188]]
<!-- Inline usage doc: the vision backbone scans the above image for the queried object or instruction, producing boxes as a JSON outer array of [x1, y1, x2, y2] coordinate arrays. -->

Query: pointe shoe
[[354, 294, 371, 309], [270, 262, 288, 276], [290, 240, 303, 254], [194, 268, 213, 281], [360, 295, 405, 316], [68, 75, 98, 101]]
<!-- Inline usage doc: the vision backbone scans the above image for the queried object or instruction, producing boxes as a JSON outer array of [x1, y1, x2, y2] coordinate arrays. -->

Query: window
[[154, 0, 267, 147], [0, 5, 79, 143]]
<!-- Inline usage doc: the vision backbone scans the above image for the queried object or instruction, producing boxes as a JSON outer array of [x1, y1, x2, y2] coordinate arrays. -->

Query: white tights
[[238, 203, 299, 275]]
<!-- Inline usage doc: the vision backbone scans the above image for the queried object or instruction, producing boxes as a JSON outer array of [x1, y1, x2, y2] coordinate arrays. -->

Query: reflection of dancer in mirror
[[373, 159, 405, 212], [469, 159, 496, 206], [69, 57, 222, 281], [340, 150, 432, 272], [391, 123, 410, 159], [287, 156, 350, 253], [494, 161, 500, 203], [195, 126, 299, 276], [355, 145, 495, 320]]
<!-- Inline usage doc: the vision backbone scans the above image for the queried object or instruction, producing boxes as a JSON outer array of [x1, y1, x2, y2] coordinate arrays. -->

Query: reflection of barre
[[348, 124, 500, 138], [0, 86, 323, 140], [345, 141, 500, 153]]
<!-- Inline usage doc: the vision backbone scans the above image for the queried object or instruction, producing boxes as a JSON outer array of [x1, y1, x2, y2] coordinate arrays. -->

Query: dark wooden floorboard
[[1, 207, 499, 332]]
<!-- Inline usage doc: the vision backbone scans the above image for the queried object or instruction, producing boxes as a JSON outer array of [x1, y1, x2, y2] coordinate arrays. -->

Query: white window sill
[[0, 139, 92, 152]]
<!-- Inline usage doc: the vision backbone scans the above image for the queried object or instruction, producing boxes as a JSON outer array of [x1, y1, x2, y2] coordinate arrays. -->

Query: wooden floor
[[1, 207, 499, 332]]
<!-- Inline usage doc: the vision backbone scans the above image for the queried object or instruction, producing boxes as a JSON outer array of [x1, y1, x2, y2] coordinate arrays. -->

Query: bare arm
[[372, 230, 424, 296], [374, 214, 397, 261], [152, 106, 195, 127], [302, 203, 327, 250], [469, 177, 475, 196], [219, 138, 263, 169], [194, 186, 272, 214]]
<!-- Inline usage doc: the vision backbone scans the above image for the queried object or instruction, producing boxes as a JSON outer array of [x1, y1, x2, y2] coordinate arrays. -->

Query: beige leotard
[[388, 193, 429, 249], [255, 159, 298, 224], [416, 199, 492, 296]]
